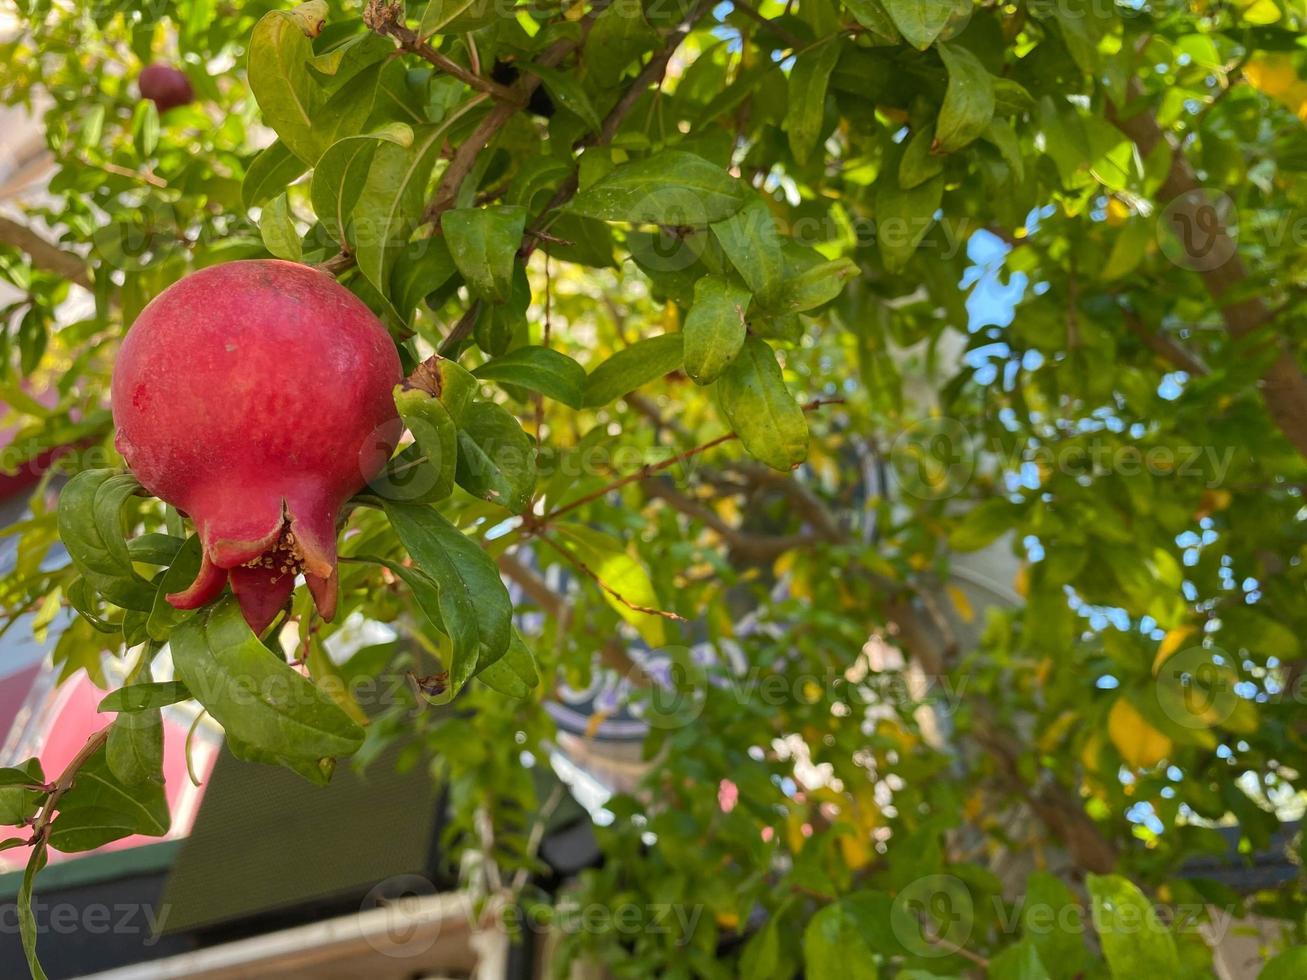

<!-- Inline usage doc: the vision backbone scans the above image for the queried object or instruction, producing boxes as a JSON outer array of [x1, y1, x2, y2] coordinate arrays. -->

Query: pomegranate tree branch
[[540, 398, 844, 524], [29, 726, 111, 846], [1121, 308, 1209, 377], [535, 532, 686, 622], [0, 215, 94, 291], [437, 0, 715, 355], [363, 0, 519, 104], [497, 551, 652, 686], [1107, 81, 1307, 459]]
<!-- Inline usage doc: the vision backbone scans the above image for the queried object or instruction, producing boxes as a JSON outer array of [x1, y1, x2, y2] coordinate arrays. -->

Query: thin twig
[[364, 0, 519, 104], [29, 727, 111, 846], [542, 398, 844, 524], [536, 533, 687, 622]]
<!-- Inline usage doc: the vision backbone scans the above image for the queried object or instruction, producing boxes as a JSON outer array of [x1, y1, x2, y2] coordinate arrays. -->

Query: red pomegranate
[[138, 64, 194, 112], [111, 260, 402, 633]]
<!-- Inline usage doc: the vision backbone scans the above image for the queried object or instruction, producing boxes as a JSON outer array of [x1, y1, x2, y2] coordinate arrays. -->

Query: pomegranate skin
[[138, 64, 194, 112], [111, 260, 402, 633]]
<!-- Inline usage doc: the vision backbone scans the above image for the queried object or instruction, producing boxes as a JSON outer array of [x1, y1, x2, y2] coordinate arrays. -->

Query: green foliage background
[[1, 0, 1307, 975]]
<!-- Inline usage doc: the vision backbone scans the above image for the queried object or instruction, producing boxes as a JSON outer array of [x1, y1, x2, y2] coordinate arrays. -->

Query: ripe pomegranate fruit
[[138, 64, 194, 112], [111, 260, 402, 633]]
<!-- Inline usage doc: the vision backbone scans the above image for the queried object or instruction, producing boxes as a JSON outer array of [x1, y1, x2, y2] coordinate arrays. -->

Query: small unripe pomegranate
[[111, 260, 402, 633], [138, 64, 194, 112]]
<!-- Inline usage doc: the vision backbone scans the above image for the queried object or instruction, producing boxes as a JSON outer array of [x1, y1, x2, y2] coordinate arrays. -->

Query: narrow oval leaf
[[106, 709, 164, 786], [454, 400, 537, 513], [247, 9, 324, 163], [352, 124, 446, 298], [765, 258, 859, 315], [473, 346, 586, 408], [936, 43, 996, 153], [259, 194, 302, 261], [584, 333, 685, 407], [476, 630, 539, 697], [48, 747, 169, 852], [875, 172, 943, 273], [884, 0, 966, 50], [382, 501, 513, 665], [99, 681, 191, 713], [170, 597, 365, 762], [683, 275, 751, 385], [568, 151, 745, 225], [717, 337, 809, 471], [786, 41, 841, 166], [311, 125, 413, 249], [1086, 874, 1181, 977], [58, 470, 155, 612], [711, 196, 784, 303], [441, 205, 528, 303], [554, 523, 667, 647], [394, 383, 458, 502]]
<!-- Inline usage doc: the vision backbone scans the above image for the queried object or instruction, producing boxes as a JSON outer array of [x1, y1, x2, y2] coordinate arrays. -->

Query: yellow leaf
[[1108, 697, 1172, 769], [1106, 197, 1130, 226], [1240, 0, 1282, 26], [839, 830, 873, 870], [946, 584, 974, 623], [1152, 625, 1197, 674], [1014, 564, 1029, 598]]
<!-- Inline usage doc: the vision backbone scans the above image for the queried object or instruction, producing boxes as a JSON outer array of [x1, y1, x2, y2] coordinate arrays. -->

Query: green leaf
[[393, 383, 458, 502], [1086, 874, 1180, 978], [936, 43, 995, 153], [948, 498, 1016, 551], [170, 597, 365, 763], [0, 758, 45, 826], [982, 117, 1024, 181], [455, 400, 537, 513], [841, 0, 900, 42], [146, 534, 204, 641], [764, 258, 858, 315], [786, 41, 841, 165], [243, 140, 309, 210], [248, 7, 325, 163], [554, 524, 667, 646], [899, 124, 944, 189], [683, 275, 751, 385], [1263, 948, 1307, 980], [717, 337, 809, 471], [875, 172, 943, 273], [524, 64, 602, 132], [20, 844, 48, 980], [584, 1, 658, 79], [369, 555, 479, 700], [382, 501, 513, 666], [57, 469, 155, 612], [1022, 872, 1089, 977], [884, 0, 965, 50], [804, 900, 879, 979], [391, 236, 456, 316], [711, 196, 784, 302], [990, 940, 1051, 980], [441, 206, 528, 304], [48, 746, 169, 851], [477, 630, 539, 697], [352, 124, 445, 299], [474, 346, 587, 408], [106, 709, 164, 786], [131, 99, 159, 157], [583, 333, 684, 407], [419, 0, 496, 37], [99, 681, 191, 712], [568, 151, 744, 225], [259, 193, 302, 261], [311, 124, 412, 250], [226, 734, 335, 785]]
